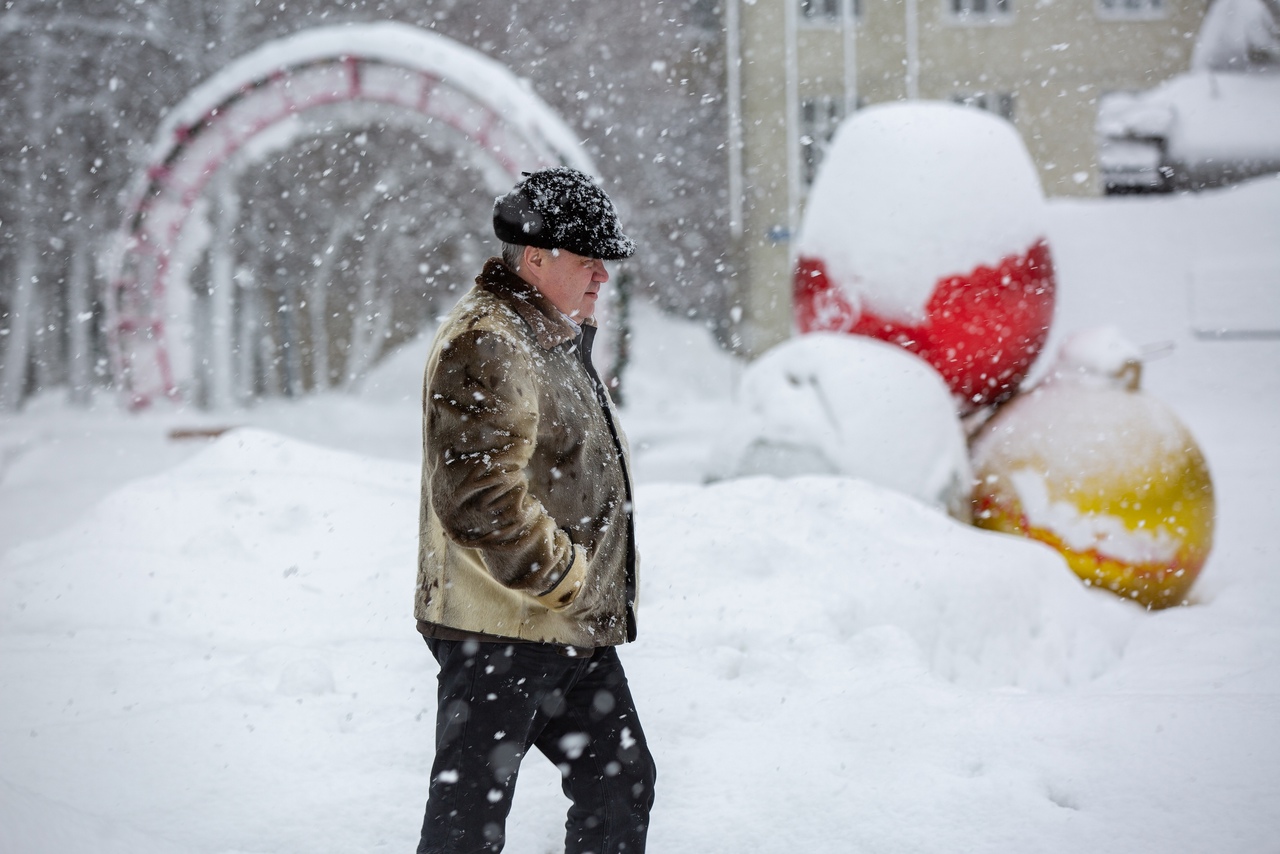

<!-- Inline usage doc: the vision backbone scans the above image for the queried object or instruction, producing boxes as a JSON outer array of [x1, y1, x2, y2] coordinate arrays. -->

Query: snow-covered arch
[[104, 22, 594, 408]]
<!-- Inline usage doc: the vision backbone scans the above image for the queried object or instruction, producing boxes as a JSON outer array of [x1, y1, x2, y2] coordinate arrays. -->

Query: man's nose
[[593, 260, 609, 283]]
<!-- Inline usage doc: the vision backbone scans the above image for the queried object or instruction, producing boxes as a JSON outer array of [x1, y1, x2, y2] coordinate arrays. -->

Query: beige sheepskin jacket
[[415, 258, 638, 647]]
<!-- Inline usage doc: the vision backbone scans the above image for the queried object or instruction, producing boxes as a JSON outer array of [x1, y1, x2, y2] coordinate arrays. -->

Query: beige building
[[725, 0, 1212, 355]]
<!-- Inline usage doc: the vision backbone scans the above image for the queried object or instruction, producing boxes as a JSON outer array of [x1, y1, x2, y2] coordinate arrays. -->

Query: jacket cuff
[[534, 545, 587, 611]]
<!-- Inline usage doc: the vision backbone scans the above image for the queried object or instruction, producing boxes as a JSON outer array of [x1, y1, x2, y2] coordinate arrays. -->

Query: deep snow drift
[[2, 178, 1279, 853]]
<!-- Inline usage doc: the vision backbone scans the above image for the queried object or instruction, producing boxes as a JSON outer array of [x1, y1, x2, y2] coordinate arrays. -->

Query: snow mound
[[0, 776, 185, 854], [0, 428, 416, 643], [711, 333, 971, 517], [639, 477, 1137, 691], [796, 101, 1047, 323], [0, 426, 1131, 696]]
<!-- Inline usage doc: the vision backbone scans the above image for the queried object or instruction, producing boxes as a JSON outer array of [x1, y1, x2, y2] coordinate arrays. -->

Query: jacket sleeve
[[424, 327, 584, 608]]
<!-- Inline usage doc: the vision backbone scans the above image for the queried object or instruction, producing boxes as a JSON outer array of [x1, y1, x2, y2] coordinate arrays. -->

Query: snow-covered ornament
[[711, 332, 973, 520], [794, 101, 1056, 413], [970, 328, 1215, 608]]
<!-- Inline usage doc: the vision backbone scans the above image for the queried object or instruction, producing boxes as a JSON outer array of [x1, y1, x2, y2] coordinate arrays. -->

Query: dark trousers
[[417, 638, 656, 854]]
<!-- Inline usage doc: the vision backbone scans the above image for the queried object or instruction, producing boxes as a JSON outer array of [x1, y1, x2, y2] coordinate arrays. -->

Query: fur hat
[[493, 167, 635, 260]]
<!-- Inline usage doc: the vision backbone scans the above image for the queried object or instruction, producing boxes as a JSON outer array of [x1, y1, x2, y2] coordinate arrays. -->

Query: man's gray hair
[[501, 242, 525, 272]]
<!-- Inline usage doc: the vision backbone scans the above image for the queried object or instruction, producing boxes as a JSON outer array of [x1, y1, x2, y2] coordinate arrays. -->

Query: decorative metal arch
[[104, 23, 593, 408]]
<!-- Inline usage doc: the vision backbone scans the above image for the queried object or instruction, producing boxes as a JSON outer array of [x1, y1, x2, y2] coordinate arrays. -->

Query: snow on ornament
[[970, 328, 1215, 609], [795, 101, 1056, 413], [710, 332, 973, 520]]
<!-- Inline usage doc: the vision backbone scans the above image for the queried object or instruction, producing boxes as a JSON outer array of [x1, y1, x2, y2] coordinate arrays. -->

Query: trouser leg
[[418, 639, 534, 854], [416, 640, 655, 854], [533, 647, 656, 854]]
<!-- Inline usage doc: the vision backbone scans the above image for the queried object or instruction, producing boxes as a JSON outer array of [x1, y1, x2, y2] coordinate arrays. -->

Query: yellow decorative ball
[[970, 329, 1215, 609]]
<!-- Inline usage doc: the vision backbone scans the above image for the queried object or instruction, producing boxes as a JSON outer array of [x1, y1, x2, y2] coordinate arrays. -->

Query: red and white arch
[[104, 22, 593, 408]]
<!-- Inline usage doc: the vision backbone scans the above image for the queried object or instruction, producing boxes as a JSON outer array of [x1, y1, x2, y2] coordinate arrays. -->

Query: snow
[[3, 179, 1280, 852], [973, 329, 1199, 518], [1049, 326, 1143, 385], [709, 332, 972, 517], [1098, 0, 1280, 188], [1008, 459, 1182, 565], [1097, 72, 1280, 181], [1192, 0, 1280, 72], [796, 101, 1047, 323], [979, 382, 1195, 497], [148, 23, 593, 181], [496, 168, 637, 261], [1157, 73, 1280, 167]]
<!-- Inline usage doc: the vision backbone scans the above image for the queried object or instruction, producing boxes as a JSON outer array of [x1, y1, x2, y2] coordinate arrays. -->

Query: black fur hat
[[493, 167, 635, 260]]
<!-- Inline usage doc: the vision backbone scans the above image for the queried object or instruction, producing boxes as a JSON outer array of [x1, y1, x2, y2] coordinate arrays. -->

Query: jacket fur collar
[[477, 257, 595, 351]]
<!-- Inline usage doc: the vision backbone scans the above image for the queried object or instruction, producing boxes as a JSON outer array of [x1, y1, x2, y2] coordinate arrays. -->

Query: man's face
[[521, 246, 609, 320]]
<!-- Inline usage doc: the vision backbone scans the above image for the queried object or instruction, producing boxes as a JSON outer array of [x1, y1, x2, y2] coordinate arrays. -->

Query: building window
[[800, 0, 861, 24], [1097, 0, 1165, 19], [951, 91, 1016, 122], [801, 95, 848, 186], [949, 0, 1012, 23]]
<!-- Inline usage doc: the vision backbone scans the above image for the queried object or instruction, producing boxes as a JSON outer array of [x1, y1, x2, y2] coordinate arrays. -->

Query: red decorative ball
[[792, 102, 1058, 413], [795, 240, 1056, 411]]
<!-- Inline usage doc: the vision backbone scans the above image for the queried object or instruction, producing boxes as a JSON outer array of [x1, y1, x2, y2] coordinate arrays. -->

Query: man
[[414, 167, 655, 854]]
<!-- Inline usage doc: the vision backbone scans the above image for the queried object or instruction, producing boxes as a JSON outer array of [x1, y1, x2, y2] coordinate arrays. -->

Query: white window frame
[[1096, 0, 1167, 21], [946, 0, 1013, 25]]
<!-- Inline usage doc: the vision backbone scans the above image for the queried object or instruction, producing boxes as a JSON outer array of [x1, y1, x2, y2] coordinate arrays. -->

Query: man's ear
[[523, 245, 544, 271]]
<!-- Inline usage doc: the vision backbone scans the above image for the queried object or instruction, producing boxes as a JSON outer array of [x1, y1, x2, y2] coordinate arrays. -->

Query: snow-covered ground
[[2, 177, 1279, 853]]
